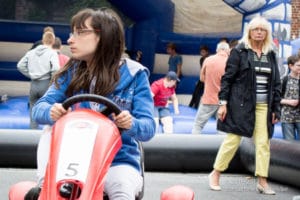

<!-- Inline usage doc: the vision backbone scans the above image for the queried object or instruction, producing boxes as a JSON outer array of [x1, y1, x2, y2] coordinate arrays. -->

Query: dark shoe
[[257, 184, 276, 195], [24, 186, 41, 200]]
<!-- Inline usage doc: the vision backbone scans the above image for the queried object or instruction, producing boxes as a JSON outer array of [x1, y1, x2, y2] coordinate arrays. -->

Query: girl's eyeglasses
[[69, 29, 100, 38]]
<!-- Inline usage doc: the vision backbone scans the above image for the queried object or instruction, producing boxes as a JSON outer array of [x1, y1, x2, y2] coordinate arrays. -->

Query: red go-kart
[[9, 94, 144, 200]]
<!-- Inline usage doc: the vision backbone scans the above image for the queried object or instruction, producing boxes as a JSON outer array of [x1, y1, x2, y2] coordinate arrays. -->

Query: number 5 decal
[[65, 163, 79, 177]]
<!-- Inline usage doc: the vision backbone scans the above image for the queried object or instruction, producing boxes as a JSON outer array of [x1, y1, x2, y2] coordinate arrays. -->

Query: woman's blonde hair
[[42, 31, 55, 45], [241, 15, 274, 54]]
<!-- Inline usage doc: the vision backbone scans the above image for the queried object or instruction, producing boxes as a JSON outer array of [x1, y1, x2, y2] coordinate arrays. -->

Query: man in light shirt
[[191, 42, 230, 134]]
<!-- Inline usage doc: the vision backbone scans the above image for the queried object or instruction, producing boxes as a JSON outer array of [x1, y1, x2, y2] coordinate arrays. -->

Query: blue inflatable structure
[[0, 95, 284, 139], [0, 96, 30, 129]]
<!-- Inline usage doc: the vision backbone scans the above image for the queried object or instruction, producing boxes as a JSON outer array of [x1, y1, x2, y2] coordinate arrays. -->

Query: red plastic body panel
[[9, 109, 122, 200]]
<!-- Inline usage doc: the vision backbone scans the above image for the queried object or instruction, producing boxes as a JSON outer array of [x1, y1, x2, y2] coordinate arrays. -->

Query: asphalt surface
[[1, 168, 300, 200]]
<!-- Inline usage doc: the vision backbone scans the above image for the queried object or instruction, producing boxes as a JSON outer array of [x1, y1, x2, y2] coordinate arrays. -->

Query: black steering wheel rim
[[62, 94, 121, 116]]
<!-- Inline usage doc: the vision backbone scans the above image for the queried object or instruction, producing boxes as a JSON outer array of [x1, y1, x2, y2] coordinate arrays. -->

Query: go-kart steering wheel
[[62, 94, 121, 116]]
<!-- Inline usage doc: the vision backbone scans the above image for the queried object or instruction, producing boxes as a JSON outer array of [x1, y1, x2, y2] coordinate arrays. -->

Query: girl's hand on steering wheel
[[50, 103, 71, 121], [112, 110, 132, 130]]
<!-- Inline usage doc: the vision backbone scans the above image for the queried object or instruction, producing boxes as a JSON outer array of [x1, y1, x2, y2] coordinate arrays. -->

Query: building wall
[[291, 0, 300, 39]]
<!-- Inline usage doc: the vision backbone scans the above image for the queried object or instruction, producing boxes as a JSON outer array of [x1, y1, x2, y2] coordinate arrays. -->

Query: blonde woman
[[209, 16, 281, 195]]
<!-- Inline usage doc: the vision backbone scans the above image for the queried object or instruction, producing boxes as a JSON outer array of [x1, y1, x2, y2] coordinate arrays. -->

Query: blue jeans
[[154, 106, 171, 118], [154, 106, 173, 133], [281, 122, 300, 141]]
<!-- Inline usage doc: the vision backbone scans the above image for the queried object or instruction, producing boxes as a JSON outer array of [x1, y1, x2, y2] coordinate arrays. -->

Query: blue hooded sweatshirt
[[32, 58, 156, 173]]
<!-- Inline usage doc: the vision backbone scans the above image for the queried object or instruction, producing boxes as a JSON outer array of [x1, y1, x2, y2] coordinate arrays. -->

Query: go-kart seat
[[103, 141, 145, 200]]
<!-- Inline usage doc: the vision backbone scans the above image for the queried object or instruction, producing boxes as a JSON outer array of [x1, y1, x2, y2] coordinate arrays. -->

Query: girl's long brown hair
[[53, 8, 125, 97]]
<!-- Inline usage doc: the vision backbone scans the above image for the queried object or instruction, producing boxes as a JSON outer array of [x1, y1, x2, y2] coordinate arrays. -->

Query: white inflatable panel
[[153, 53, 169, 74], [153, 53, 200, 76], [181, 55, 200, 76], [0, 41, 71, 62]]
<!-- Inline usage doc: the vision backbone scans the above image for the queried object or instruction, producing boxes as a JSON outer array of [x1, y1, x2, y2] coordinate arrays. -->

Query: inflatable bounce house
[[0, 0, 293, 137]]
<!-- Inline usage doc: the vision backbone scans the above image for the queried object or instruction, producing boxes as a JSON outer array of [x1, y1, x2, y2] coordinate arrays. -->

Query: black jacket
[[217, 43, 281, 138]]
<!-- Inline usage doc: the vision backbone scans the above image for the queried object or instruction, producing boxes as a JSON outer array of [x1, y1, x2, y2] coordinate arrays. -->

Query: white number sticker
[[56, 120, 99, 183]]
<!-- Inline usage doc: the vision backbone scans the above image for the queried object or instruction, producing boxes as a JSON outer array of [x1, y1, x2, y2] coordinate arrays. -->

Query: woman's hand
[[217, 105, 227, 122], [112, 110, 132, 130], [50, 103, 70, 121], [272, 113, 279, 124]]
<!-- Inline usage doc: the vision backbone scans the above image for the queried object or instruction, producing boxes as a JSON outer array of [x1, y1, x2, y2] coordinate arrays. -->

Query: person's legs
[[195, 82, 204, 108], [36, 126, 52, 187], [36, 79, 50, 98], [253, 104, 275, 194], [161, 116, 173, 133], [191, 104, 218, 134], [153, 107, 160, 133], [29, 79, 50, 129], [29, 82, 39, 129], [189, 80, 204, 108], [281, 122, 296, 140], [24, 126, 52, 200], [253, 104, 270, 178], [159, 108, 173, 134], [210, 133, 241, 190], [188, 81, 198, 108], [295, 122, 300, 140], [213, 133, 241, 171], [104, 165, 143, 200]]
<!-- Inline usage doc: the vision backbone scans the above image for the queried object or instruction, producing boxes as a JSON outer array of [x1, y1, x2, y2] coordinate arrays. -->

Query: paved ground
[[1, 168, 300, 200]]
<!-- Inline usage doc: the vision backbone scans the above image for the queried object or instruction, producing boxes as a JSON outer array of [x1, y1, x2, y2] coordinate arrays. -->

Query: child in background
[[280, 55, 300, 141], [52, 37, 70, 68], [151, 71, 180, 133]]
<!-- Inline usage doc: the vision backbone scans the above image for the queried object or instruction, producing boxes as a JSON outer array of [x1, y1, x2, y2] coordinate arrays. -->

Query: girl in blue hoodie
[[25, 8, 155, 200]]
